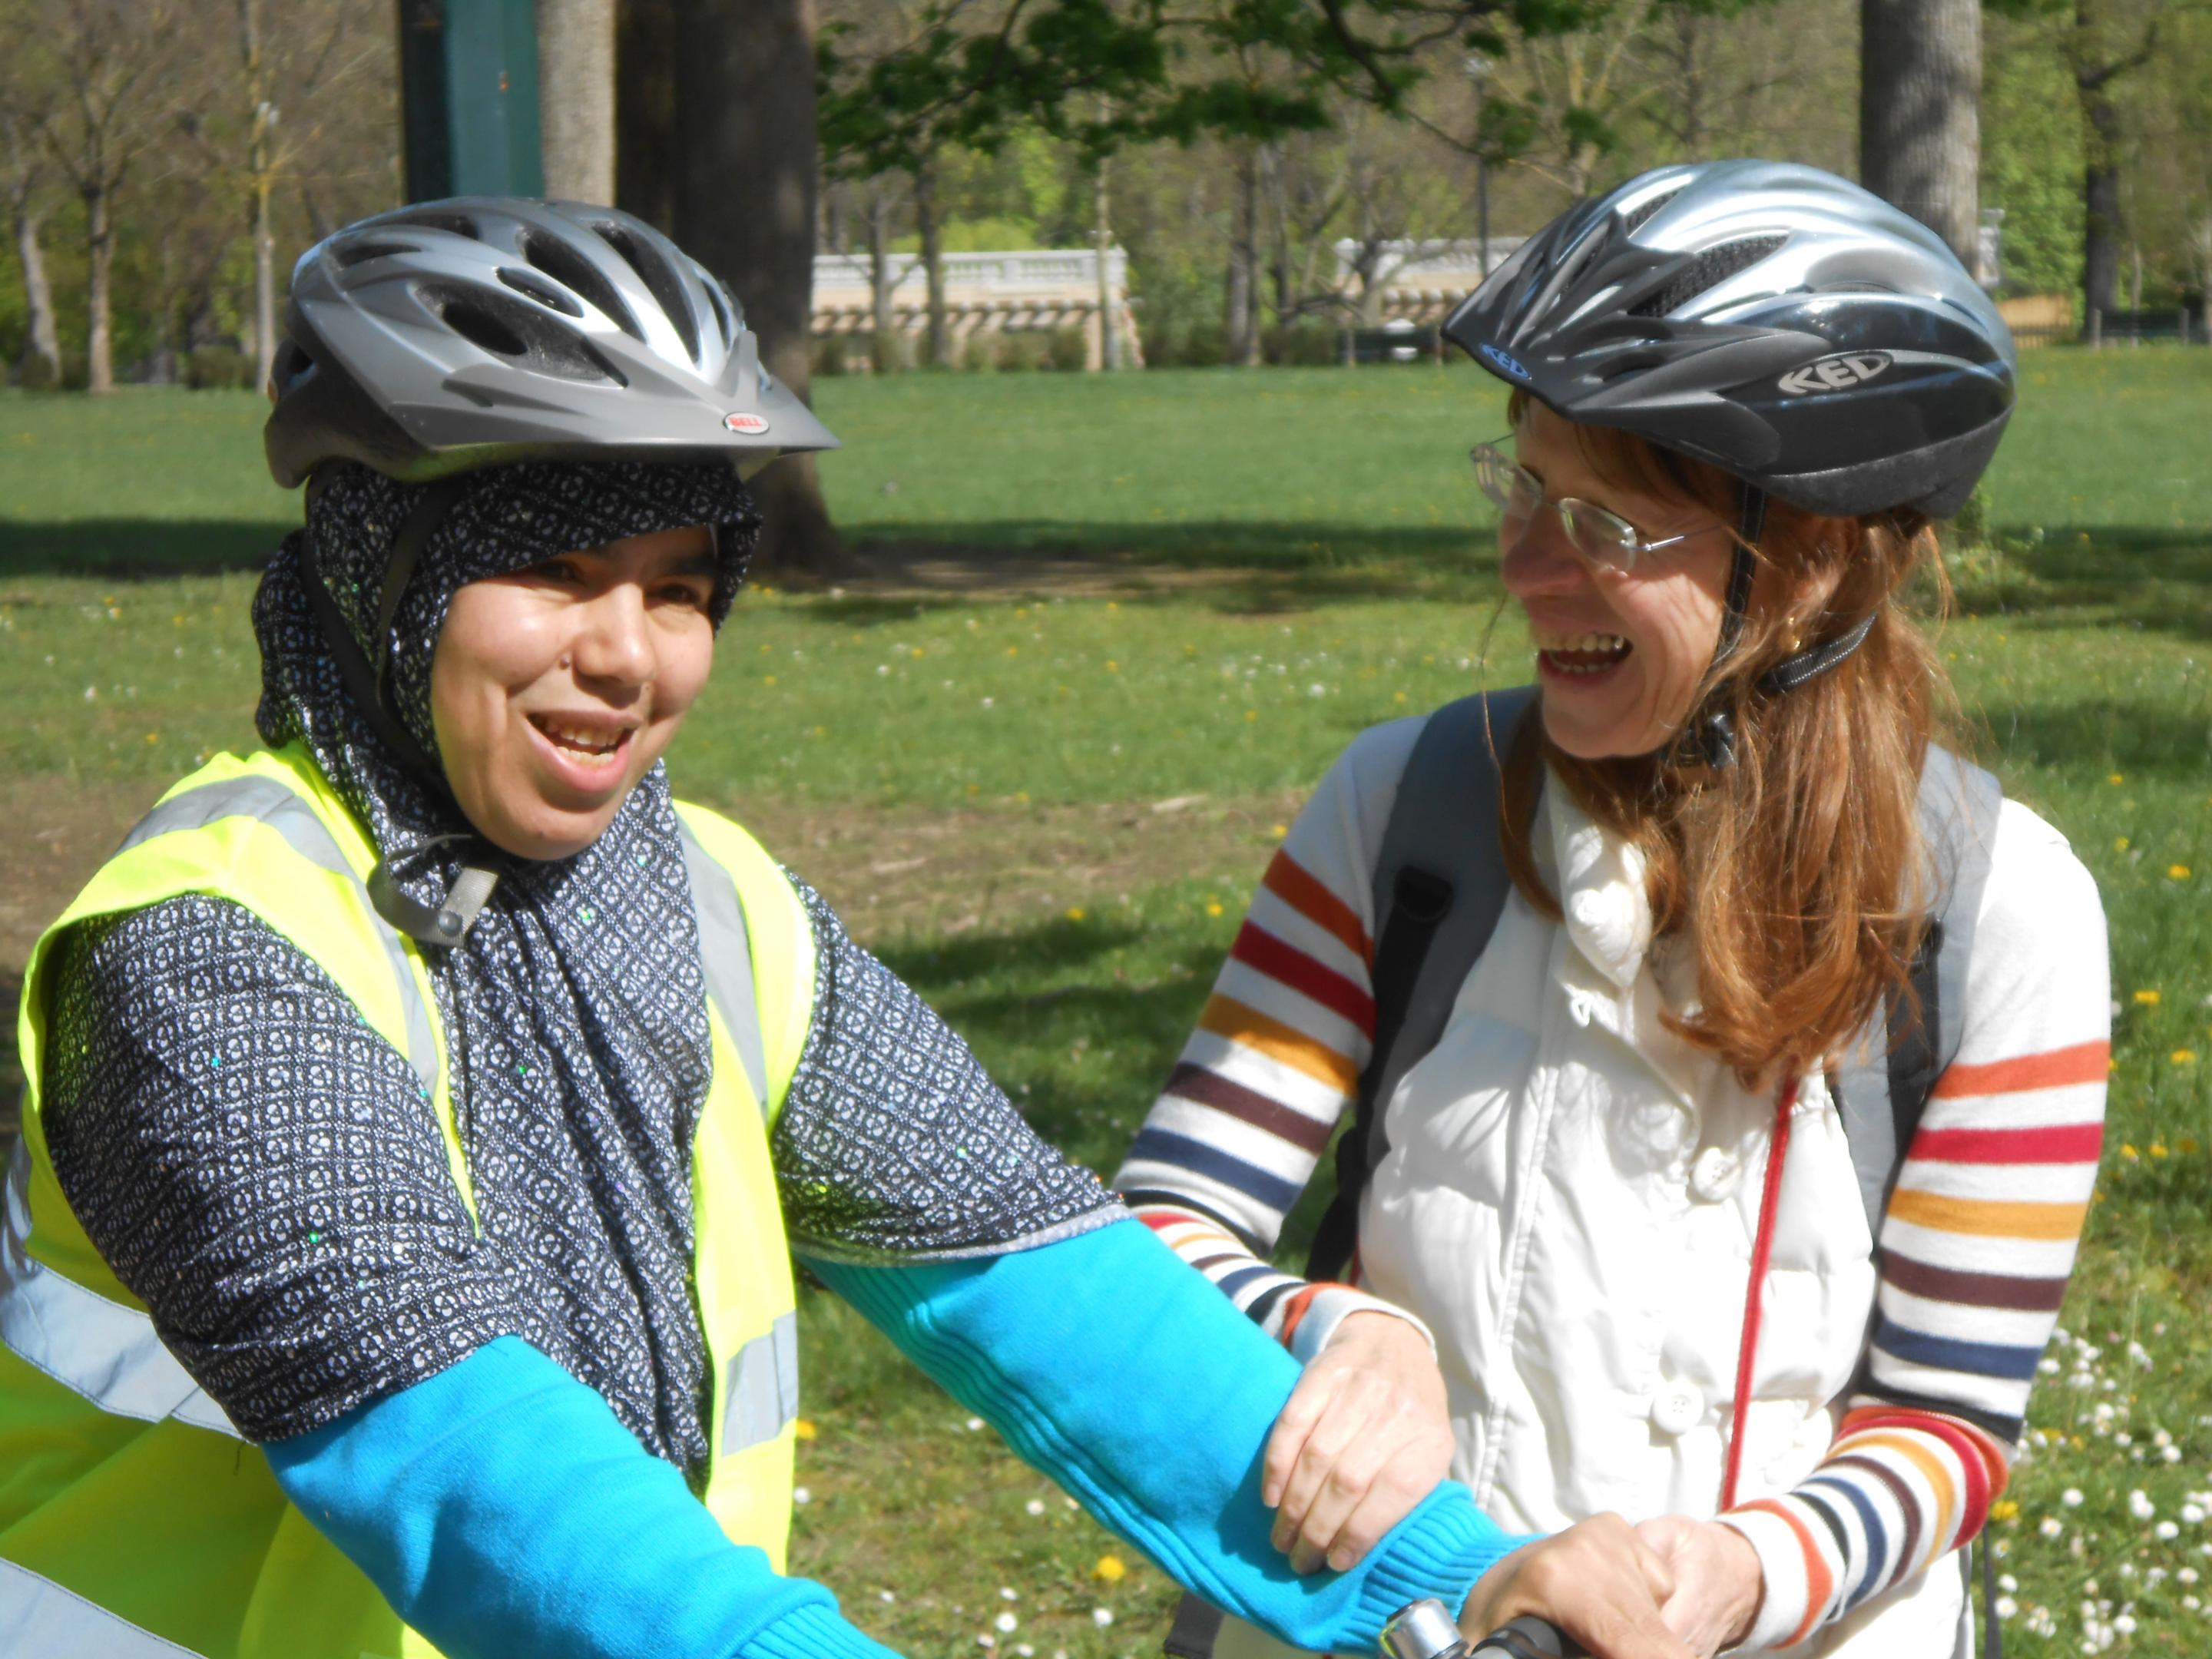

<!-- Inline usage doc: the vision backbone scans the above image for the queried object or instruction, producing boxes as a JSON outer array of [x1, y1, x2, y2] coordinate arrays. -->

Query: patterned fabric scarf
[[250, 458, 761, 1481]]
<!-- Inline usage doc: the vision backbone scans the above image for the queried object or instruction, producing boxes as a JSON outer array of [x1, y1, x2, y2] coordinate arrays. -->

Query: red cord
[[1720, 1078, 1799, 1513]]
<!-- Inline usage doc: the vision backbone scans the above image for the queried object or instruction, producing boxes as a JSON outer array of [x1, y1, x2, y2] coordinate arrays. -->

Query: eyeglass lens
[[1472, 444, 1644, 570]]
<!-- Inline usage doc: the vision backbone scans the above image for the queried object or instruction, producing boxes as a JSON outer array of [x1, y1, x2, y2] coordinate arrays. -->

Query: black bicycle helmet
[[1443, 159, 2015, 520], [265, 197, 838, 488]]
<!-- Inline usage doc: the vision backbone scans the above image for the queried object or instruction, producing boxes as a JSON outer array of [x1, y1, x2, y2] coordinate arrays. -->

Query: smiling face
[[1501, 400, 1741, 760], [432, 525, 718, 860]]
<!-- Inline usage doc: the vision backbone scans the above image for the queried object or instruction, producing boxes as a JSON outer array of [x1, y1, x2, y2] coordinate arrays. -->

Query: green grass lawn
[[4, 350, 2212, 1655]]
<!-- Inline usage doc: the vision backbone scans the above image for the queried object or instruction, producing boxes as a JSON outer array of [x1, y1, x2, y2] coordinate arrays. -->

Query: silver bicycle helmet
[[265, 197, 838, 488], [1443, 160, 2015, 520]]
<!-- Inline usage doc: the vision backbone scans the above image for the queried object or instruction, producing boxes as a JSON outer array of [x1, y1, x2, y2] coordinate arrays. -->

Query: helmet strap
[[1686, 485, 1878, 768], [1689, 485, 1767, 769], [302, 474, 469, 781]]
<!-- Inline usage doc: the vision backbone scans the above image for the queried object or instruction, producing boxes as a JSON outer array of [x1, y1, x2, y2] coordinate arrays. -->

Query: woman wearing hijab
[[1118, 162, 2106, 1658], [0, 200, 1684, 1659]]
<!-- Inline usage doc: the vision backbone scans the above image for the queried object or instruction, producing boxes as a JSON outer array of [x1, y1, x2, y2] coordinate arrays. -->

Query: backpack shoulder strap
[[1835, 745, 2005, 1237], [1304, 687, 1538, 1282]]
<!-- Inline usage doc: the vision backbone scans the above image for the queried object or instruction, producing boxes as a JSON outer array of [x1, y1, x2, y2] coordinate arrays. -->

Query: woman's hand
[[1631, 1515, 1763, 1659], [1262, 1310, 1454, 1575], [1459, 1515, 1694, 1659]]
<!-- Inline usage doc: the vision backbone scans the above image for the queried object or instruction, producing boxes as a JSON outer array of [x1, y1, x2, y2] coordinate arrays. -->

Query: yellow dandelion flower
[[1990, 1499, 2020, 1522], [2181, 1135, 2201, 1155], [794, 1419, 818, 1442], [2115, 836, 2131, 852], [2135, 989, 2162, 1006], [172, 614, 184, 626], [1205, 902, 1224, 918], [1270, 824, 1290, 839], [1065, 907, 1086, 922], [763, 674, 777, 686], [2108, 773, 2125, 786], [2120, 1143, 2141, 1161], [1245, 710, 1258, 721], [1393, 691, 1409, 704], [1006, 646, 1018, 657], [1094, 1555, 1128, 1583], [1105, 661, 1120, 674], [1106, 601, 1119, 611], [144, 733, 160, 744], [2151, 1141, 2172, 1158], [2171, 1051, 2197, 1066], [2170, 864, 2193, 880]]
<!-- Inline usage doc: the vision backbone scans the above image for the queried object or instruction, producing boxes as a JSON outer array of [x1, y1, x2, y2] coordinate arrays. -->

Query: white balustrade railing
[[1332, 237, 1528, 288], [813, 247, 1129, 299]]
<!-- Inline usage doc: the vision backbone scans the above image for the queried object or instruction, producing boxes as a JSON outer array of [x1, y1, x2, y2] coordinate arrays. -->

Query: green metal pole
[[398, 0, 545, 203]]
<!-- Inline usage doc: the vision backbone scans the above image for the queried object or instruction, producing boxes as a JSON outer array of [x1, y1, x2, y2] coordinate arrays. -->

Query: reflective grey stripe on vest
[[0, 1140, 241, 1439], [0, 1558, 207, 1657], [723, 1309, 800, 1451], [677, 821, 770, 1113], [117, 777, 439, 1099], [1833, 747, 2003, 1237]]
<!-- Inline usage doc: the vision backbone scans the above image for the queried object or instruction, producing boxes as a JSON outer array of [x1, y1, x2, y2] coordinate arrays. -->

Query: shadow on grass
[[1964, 524, 2212, 641], [1971, 697, 2212, 778], [1, 519, 285, 579]]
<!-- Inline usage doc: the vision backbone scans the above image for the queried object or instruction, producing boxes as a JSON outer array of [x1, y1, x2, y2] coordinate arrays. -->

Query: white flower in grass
[[2063, 1488, 2085, 1507], [1996, 1597, 2018, 1620], [2129, 1489, 2157, 1521], [1092, 1608, 1114, 1628], [1024, 1498, 1046, 1516], [2041, 1518, 2065, 1538], [2161, 1522, 2182, 1540], [995, 1612, 1018, 1633]]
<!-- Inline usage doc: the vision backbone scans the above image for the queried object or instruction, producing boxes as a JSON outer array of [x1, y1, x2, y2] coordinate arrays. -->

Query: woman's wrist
[[1296, 1289, 1437, 1364]]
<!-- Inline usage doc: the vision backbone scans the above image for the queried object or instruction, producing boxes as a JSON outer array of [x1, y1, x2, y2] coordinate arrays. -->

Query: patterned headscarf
[[250, 457, 761, 1479]]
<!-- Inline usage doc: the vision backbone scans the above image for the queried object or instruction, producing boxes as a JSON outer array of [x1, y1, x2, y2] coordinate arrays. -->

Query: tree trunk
[[2079, 81, 2123, 318], [1093, 155, 1118, 371], [12, 201, 60, 386], [1265, 143, 1292, 333], [84, 184, 114, 393], [914, 160, 949, 368], [251, 174, 276, 390], [1224, 145, 1259, 367], [614, 0, 677, 231], [866, 188, 896, 370], [541, 0, 617, 202], [671, 0, 843, 573], [1859, 0, 1981, 268]]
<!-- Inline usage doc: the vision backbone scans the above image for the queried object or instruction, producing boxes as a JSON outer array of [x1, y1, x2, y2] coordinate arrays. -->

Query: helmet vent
[[497, 266, 585, 317], [417, 283, 624, 385], [333, 239, 421, 270], [591, 220, 700, 366], [1628, 234, 1786, 318], [388, 209, 481, 243], [703, 280, 734, 346], [1618, 187, 1683, 237], [518, 229, 645, 343]]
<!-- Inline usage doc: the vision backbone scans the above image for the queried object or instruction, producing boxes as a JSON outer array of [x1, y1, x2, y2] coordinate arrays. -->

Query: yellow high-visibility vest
[[1, 744, 816, 1658]]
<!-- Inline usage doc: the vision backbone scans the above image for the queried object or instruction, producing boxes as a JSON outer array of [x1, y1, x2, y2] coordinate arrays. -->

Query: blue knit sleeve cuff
[[741, 1599, 904, 1659]]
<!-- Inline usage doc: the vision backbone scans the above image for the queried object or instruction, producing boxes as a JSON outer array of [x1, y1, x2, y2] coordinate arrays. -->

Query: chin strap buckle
[[368, 838, 502, 946]]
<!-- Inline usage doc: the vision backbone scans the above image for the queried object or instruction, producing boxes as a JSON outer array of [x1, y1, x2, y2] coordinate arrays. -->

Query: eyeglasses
[[1469, 439, 1708, 573]]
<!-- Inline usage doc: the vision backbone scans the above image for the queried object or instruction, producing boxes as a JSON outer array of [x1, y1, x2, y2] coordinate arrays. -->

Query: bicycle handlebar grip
[[1469, 1614, 1583, 1659], [1379, 1599, 1588, 1659]]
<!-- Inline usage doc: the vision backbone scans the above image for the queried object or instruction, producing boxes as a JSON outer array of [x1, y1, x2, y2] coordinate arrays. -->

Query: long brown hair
[[1496, 399, 1957, 1086]]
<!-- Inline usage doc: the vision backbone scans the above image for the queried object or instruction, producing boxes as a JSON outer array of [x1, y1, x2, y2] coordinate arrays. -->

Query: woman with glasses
[[1119, 161, 2106, 1659]]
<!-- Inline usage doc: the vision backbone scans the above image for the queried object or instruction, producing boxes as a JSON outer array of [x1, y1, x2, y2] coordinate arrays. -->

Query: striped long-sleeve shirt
[[1114, 716, 2107, 1651]]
